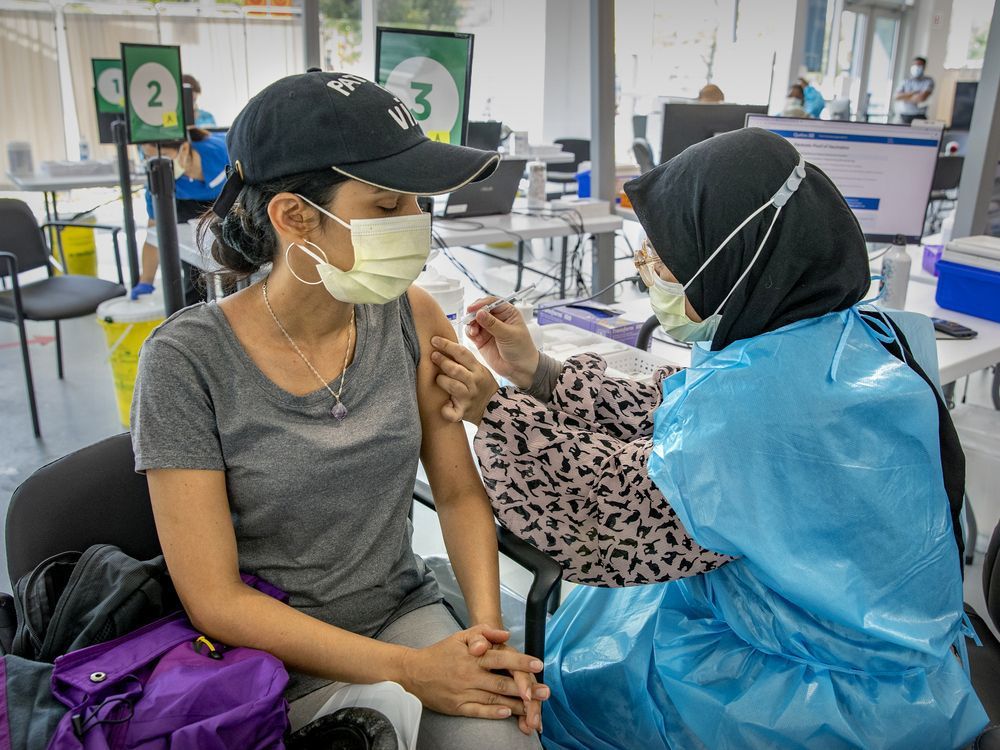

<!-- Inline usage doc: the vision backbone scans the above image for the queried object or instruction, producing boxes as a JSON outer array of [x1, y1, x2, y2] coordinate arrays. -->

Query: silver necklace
[[262, 279, 354, 420]]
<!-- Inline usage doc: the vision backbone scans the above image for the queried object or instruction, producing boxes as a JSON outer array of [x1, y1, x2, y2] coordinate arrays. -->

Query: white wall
[[462, 0, 548, 141], [541, 0, 592, 143]]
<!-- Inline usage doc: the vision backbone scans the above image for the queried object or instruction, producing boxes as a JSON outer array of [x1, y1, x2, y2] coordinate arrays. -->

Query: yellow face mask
[[648, 277, 721, 343]]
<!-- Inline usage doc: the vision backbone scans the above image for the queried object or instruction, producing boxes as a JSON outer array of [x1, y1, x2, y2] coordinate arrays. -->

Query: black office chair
[[933, 155, 965, 195], [0, 199, 126, 438], [967, 519, 1000, 747], [548, 138, 590, 197], [632, 138, 656, 174], [7, 434, 563, 665]]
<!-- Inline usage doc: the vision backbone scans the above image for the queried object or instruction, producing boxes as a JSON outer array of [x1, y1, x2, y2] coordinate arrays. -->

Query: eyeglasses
[[634, 239, 666, 288]]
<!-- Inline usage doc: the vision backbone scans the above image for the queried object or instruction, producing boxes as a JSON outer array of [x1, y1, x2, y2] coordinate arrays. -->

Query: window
[[945, 0, 995, 69]]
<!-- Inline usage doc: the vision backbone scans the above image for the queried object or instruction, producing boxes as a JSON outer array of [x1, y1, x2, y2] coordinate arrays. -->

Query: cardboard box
[[537, 302, 643, 346]]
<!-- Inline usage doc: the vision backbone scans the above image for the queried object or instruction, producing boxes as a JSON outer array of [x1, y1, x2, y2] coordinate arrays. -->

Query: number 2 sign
[[120, 43, 186, 144]]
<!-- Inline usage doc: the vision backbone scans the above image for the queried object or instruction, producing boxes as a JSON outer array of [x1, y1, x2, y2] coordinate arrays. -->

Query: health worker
[[429, 127, 987, 749]]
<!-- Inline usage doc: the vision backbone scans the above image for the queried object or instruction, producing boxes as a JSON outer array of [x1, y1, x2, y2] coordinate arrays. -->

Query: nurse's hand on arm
[[146, 468, 546, 726]]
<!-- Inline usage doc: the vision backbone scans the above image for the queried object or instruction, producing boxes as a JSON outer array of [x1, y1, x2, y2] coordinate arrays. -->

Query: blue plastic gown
[[541, 308, 987, 750]]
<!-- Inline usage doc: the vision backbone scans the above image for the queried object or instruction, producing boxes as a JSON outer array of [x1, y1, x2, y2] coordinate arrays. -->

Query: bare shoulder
[[407, 286, 458, 347]]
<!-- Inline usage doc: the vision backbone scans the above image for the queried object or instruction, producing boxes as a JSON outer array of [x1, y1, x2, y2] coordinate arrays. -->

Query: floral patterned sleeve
[[474, 354, 732, 587], [544, 353, 681, 441]]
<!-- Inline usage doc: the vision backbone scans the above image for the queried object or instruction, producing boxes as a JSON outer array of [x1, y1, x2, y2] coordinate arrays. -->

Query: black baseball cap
[[213, 70, 500, 217]]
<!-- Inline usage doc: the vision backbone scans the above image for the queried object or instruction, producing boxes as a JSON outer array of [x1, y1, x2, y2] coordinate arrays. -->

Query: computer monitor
[[467, 121, 503, 151], [660, 102, 768, 163], [950, 81, 978, 131], [745, 114, 943, 243]]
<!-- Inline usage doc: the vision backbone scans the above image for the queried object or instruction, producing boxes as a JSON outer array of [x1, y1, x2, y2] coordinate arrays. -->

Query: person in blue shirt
[[182, 74, 217, 128], [798, 76, 826, 118], [132, 128, 228, 299]]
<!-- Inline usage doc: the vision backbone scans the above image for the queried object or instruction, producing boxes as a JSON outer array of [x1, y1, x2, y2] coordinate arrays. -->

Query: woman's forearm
[[435, 488, 504, 629], [196, 582, 412, 686]]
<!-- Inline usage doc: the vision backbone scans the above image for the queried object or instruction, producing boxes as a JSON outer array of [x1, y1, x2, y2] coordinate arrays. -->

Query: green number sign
[[120, 43, 185, 144], [376, 28, 474, 145], [92, 58, 124, 114]]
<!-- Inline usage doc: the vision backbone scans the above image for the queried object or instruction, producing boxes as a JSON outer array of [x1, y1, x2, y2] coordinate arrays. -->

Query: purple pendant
[[330, 401, 348, 420]]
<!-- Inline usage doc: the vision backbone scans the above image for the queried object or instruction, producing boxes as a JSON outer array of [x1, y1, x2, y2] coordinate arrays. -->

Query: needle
[[462, 284, 537, 325]]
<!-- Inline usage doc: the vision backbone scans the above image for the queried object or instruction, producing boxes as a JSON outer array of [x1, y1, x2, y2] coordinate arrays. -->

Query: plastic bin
[[54, 214, 98, 277], [97, 294, 166, 427], [935, 260, 1000, 323]]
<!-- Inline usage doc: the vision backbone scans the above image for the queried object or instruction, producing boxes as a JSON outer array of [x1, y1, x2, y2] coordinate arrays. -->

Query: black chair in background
[[0, 198, 125, 438], [7, 434, 563, 666], [967, 519, 1000, 747], [932, 155, 965, 195], [632, 114, 648, 140], [548, 138, 590, 197], [632, 138, 656, 174]]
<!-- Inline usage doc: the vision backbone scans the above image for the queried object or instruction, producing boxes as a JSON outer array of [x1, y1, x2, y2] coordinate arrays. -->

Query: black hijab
[[625, 128, 967, 570], [624, 127, 870, 350]]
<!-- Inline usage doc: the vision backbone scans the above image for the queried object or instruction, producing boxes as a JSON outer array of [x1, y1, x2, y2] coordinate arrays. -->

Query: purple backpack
[[45, 609, 288, 749], [0, 547, 289, 750]]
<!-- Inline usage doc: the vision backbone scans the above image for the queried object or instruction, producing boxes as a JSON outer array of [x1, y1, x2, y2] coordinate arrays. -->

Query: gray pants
[[288, 603, 542, 750]]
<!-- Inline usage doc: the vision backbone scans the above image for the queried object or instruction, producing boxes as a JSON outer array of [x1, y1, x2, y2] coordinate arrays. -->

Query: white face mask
[[286, 194, 431, 305], [911, 65, 924, 78], [172, 158, 186, 181], [786, 97, 803, 108], [649, 155, 807, 342]]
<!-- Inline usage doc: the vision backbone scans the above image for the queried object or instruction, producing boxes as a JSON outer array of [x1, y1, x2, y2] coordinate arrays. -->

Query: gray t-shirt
[[131, 296, 440, 699]]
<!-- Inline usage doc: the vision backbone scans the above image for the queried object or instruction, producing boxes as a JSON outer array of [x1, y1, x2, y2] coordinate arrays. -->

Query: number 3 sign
[[376, 28, 474, 146], [121, 43, 186, 144]]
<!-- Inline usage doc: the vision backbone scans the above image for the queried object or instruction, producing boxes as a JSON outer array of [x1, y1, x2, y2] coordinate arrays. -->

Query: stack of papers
[[944, 235, 1000, 273]]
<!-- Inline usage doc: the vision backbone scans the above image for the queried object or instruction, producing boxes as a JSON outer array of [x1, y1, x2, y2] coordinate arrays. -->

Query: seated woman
[[430, 128, 987, 749], [131, 71, 546, 749]]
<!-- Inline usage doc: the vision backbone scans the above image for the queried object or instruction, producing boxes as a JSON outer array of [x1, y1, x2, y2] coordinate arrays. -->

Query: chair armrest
[[495, 525, 562, 666], [40, 221, 122, 234], [0, 592, 14, 655], [412, 479, 563, 667], [635, 314, 660, 351], [0, 252, 23, 300]]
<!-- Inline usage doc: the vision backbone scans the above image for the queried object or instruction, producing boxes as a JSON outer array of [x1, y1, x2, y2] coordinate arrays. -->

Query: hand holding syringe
[[461, 284, 537, 325]]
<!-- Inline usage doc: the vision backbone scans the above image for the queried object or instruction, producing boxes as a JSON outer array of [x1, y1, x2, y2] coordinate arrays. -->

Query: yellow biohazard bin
[[54, 214, 98, 277], [97, 294, 166, 427]]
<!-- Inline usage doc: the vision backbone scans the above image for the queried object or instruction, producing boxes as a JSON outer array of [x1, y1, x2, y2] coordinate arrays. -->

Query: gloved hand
[[130, 282, 155, 301]]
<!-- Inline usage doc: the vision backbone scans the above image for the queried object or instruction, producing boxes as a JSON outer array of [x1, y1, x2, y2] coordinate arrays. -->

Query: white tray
[[538, 323, 679, 381]]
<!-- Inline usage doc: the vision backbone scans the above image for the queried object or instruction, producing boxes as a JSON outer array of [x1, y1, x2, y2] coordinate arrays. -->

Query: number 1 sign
[[92, 58, 125, 114], [120, 43, 186, 144]]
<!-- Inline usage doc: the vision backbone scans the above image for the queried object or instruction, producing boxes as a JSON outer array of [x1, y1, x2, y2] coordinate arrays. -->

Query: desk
[[172, 208, 623, 300], [615, 282, 1000, 387], [8, 170, 143, 222], [523, 152, 574, 165], [436, 207, 621, 296]]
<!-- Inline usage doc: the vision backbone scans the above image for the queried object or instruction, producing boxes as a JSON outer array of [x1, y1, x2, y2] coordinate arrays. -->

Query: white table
[[436, 207, 620, 297], [614, 282, 1000, 388], [8, 169, 145, 220], [170, 205, 623, 300], [517, 152, 574, 165]]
